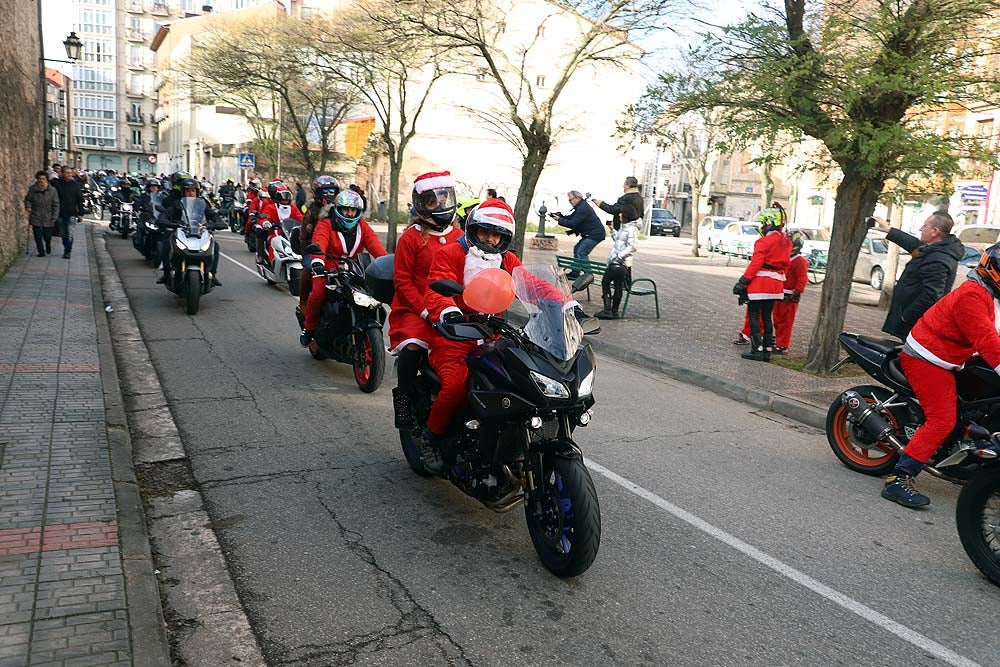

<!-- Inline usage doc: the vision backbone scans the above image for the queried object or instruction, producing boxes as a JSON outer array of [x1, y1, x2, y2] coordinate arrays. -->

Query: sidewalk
[[517, 232, 890, 428], [0, 227, 169, 666]]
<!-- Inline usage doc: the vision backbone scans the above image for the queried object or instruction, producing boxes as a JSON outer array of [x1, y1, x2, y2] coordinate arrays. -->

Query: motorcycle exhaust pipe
[[841, 390, 905, 453]]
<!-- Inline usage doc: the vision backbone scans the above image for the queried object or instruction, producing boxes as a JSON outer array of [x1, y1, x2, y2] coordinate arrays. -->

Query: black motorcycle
[[957, 464, 1000, 586], [827, 332, 1000, 483], [373, 261, 602, 577], [133, 192, 166, 267], [296, 244, 386, 393], [160, 197, 224, 315]]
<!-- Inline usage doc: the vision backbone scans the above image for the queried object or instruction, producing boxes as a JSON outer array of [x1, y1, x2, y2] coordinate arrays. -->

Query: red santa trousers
[[741, 302, 799, 348], [426, 339, 477, 435], [899, 353, 957, 463]]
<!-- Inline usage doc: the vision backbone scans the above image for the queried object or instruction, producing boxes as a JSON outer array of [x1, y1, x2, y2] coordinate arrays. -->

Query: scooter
[[160, 197, 224, 315], [255, 217, 303, 296], [228, 200, 245, 233]]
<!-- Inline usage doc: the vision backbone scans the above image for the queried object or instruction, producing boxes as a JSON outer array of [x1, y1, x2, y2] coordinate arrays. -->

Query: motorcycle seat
[[885, 356, 910, 388], [857, 335, 901, 356]]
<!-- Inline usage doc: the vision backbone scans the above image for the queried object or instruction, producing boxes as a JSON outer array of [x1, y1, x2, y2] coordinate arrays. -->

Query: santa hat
[[469, 198, 515, 235], [413, 171, 455, 193]]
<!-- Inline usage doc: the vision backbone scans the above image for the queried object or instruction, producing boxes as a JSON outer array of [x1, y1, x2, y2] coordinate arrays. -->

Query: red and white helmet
[[467, 198, 515, 254]]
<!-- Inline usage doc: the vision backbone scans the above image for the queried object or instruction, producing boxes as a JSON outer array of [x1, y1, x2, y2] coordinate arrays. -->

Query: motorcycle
[[255, 217, 303, 295], [957, 464, 1000, 587], [117, 201, 134, 239], [244, 211, 258, 253], [161, 197, 223, 315], [83, 188, 102, 218], [133, 192, 166, 267], [826, 332, 1000, 483], [371, 260, 602, 577], [296, 244, 386, 393]]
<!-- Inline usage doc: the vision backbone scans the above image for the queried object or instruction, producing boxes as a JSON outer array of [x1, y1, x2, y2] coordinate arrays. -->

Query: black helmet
[[180, 178, 200, 193], [266, 179, 284, 201], [789, 230, 803, 256], [976, 243, 1000, 298], [145, 177, 160, 190], [466, 199, 515, 255], [411, 171, 456, 232], [312, 175, 340, 205], [170, 171, 192, 192]]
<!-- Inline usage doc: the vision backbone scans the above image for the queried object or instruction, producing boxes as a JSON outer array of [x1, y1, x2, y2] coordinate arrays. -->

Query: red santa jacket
[[904, 280, 1000, 372], [310, 217, 387, 270], [784, 254, 808, 296], [259, 200, 302, 226], [743, 231, 791, 300], [425, 239, 522, 322], [392, 223, 463, 320], [247, 191, 261, 217]]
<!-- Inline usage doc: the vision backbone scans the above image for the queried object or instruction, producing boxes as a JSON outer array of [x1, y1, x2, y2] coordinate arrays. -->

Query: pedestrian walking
[[872, 212, 964, 340], [551, 190, 606, 278], [24, 171, 60, 257], [51, 165, 86, 259], [295, 181, 307, 210], [590, 177, 644, 320]]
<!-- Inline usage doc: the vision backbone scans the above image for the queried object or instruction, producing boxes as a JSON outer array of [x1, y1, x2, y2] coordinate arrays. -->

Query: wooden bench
[[555, 255, 660, 318]]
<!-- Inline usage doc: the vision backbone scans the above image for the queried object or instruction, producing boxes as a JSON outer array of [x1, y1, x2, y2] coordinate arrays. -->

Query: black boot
[[741, 335, 764, 361], [156, 271, 170, 284], [762, 335, 775, 362], [881, 454, 930, 508], [595, 296, 614, 319], [418, 427, 445, 475], [610, 294, 622, 320]]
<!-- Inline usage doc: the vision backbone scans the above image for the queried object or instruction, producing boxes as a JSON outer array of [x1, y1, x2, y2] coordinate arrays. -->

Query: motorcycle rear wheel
[[525, 455, 601, 577], [826, 384, 901, 476], [956, 468, 1000, 587], [184, 274, 201, 315], [354, 328, 385, 393]]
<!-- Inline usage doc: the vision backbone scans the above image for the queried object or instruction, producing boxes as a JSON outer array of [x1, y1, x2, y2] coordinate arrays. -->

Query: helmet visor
[[417, 187, 456, 213]]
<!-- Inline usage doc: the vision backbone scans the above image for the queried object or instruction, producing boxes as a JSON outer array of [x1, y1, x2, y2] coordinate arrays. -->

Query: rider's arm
[[393, 232, 429, 317], [956, 290, 1000, 372], [742, 234, 769, 281], [359, 220, 387, 257]]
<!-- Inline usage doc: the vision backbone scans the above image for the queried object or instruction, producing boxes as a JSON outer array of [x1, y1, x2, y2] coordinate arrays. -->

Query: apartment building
[[69, 0, 270, 174], [45, 68, 78, 169]]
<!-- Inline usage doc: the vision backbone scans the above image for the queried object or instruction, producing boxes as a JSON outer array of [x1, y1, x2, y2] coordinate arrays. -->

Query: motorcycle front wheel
[[956, 468, 1000, 587], [353, 328, 385, 393], [525, 455, 601, 577], [120, 222, 129, 239], [184, 274, 201, 315], [826, 384, 902, 476]]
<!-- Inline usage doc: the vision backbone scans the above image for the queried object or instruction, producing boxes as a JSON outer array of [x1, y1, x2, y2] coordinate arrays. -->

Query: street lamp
[[62, 32, 83, 62]]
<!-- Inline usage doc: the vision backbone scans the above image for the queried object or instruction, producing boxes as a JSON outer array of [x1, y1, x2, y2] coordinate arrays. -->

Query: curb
[[92, 224, 268, 667], [86, 223, 173, 667], [587, 336, 828, 430]]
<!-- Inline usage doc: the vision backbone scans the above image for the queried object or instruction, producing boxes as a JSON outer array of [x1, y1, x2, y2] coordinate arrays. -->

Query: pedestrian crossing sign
[[238, 152, 255, 170]]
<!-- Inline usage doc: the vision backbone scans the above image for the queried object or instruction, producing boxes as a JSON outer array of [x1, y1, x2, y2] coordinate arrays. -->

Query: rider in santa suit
[[243, 177, 263, 236], [738, 230, 808, 353], [257, 182, 303, 264], [299, 189, 387, 346], [882, 244, 1000, 507], [389, 172, 464, 426]]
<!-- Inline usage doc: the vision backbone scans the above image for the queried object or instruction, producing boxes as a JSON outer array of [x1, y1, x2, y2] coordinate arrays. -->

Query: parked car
[[953, 244, 984, 289], [698, 215, 739, 249], [852, 233, 910, 290], [715, 222, 761, 256], [953, 225, 1000, 252], [787, 226, 831, 260], [650, 208, 681, 237]]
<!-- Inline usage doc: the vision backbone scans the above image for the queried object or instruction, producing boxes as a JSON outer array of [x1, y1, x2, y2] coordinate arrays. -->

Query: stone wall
[[0, 1, 43, 273]]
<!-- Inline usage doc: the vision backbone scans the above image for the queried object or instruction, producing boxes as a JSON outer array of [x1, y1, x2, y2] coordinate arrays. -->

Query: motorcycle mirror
[[304, 243, 322, 255], [430, 279, 463, 296], [571, 274, 594, 292]]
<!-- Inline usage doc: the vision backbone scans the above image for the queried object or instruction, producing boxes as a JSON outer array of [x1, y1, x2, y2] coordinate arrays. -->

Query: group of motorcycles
[[828, 333, 1000, 587]]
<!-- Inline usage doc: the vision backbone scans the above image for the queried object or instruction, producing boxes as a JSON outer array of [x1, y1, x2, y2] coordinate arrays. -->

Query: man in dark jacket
[[294, 182, 307, 209], [552, 190, 606, 278], [591, 176, 644, 231], [51, 166, 86, 259], [24, 171, 60, 257], [874, 211, 965, 339]]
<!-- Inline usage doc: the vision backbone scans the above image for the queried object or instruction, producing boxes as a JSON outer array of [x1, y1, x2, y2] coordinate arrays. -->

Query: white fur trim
[[905, 332, 966, 371], [389, 338, 429, 355], [757, 270, 786, 280], [414, 174, 456, 192], [420, 308, 429, 320], [747, 293, 783, 301], [464, 246, 503, 285]]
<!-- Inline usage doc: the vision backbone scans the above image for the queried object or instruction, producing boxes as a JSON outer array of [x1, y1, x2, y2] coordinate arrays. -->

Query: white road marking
[[219, 251, 262, 279], [584, 459, 982, 667]]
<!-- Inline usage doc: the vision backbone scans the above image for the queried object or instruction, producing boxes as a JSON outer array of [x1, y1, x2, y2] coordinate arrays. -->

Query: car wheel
[[673, 228, 681, 238], [870, 267, 884, 290]]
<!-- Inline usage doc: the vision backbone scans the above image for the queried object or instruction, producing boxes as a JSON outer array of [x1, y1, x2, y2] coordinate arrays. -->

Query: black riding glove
[[443, 311, 467, 324], [732, 276, 750, 295]]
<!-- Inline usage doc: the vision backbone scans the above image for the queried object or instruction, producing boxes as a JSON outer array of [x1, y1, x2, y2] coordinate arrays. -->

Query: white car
[[715, 222, 761, 257], [852, 233, 909, 289], [698, 216, 739, 249], [787, 226, 831, 259]]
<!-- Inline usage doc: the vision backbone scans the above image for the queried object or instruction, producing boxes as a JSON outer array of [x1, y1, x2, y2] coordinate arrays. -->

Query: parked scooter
[[160, 197, 224, 315], [255, 217, 303, 295], [295, 244, 385, 393]]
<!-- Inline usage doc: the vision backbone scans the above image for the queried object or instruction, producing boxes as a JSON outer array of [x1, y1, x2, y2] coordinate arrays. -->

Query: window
[[82, 38, 113, 63], [79, 8, 114, 35], [73, 120, 116, 147], [131, 129, 142, 146], [72, 67, 114, 92], [130, 46, 144, 67], [128, 17, 145, 39], [72, 93, 115, 120], [128, 73, 144, 95], [183, 0, 199, 13], [535, 75, 546, 87]]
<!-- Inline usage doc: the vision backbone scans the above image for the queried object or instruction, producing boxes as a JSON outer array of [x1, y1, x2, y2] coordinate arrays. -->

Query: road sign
[[147, 154, 156, 164], [238, 152, 255, 170], [960, 184, 988, 201]]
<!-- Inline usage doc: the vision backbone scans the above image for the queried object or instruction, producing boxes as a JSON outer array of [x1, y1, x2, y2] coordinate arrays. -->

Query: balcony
[[126, 0, 145, 13], [151, 1, 169, 15], [127, 60, 149, 71], [125, 112, 144, 124], [126, 29, 149, 42]]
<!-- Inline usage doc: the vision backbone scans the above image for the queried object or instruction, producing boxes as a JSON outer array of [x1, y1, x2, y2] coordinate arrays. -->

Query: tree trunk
[[385, 153, 403, 251], [689, 182, 703, 258], [511, 145, 548, 259], [804, 171, 884, 373]]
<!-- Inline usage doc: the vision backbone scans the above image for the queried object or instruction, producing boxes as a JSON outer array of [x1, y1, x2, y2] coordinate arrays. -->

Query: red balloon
[[463, 268, 515, 314]]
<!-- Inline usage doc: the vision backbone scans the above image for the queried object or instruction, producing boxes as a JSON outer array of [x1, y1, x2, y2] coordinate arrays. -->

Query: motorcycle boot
[[881, 454, 930, 508], [762, 335, 775, 362], [417, 427, 445, 475], [156, 269, 170, 285], [741, 334, 764, 361], [299, 329, 313, 347], [595, 296, 615, 320]]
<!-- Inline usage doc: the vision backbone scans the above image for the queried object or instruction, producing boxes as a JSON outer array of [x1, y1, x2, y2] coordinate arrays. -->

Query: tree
[[395, 0, 676, 257], [306, 3, 447, 250], [178, 16, 361, 179], [656, 0, 1000, 371]]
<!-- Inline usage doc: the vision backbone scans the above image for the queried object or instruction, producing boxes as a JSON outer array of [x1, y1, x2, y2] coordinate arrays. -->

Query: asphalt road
[[105, 228, 1000, 667]]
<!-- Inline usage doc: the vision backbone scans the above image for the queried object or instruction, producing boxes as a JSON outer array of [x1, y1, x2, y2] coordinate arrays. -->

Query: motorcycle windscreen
[[181, 196, 207, 235], [512, 264, 583, 362], [150, 192, 165, 220]]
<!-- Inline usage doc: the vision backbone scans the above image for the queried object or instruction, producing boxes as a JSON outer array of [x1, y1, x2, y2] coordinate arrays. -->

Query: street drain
[[135, 459, 197, 497]]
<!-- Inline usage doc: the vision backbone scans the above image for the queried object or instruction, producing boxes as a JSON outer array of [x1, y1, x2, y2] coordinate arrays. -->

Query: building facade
[[45, 69, 79, 168]]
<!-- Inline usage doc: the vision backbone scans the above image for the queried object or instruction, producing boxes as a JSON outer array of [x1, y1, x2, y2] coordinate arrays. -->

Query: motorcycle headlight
[[121, 203, 132, 211], [198, 236, 212, 252], [530, 370, 570, 399], [352, 290, 380, 308], [174, 236, 185, 250], [578, 369, 596, 397]]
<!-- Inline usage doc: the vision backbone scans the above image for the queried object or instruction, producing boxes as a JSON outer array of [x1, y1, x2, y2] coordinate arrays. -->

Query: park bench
[[554, 255, 660, 318]]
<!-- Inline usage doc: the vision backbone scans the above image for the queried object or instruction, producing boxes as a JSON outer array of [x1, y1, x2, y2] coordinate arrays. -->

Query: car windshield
[[741, 225, 758, 235], [512, 265, 583, 362], [871, 238, 888, 253], [795, 229, 831, 241], [651, 210, 674, 221], [714, 220, 731, 230]]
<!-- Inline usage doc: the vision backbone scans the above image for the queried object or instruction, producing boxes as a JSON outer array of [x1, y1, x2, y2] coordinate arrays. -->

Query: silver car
[[852, 234, 910, 289]]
